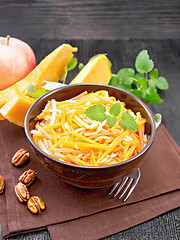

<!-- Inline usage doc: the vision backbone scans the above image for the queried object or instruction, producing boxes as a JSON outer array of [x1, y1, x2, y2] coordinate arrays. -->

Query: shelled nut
[[14, 182, 30, 202], [27, 196, 45, 214], [19, 169, 37, 186], [12, 148, 30, 167], [0, 175, 5, 194]]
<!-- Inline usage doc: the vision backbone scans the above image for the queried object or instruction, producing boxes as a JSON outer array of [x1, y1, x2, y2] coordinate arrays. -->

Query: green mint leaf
[[117, 82, 132, 92], [78, 63, 85, 71], [135, 73, 144, 79], [109, 75, 132, 92], [148, 79, 157, 89], [85, 104, 107, 122], [67, 58, 77, 71], [27, 84, 36, 94], [140, 89, 148, 99], [107, 115, 117, 128], [150, 68, 159, 79], [135, 50, 154, 73], [131, 89, 143, 99], [144, 89, 163, 103], [109, 74, 119, 87], [157, 77, 169, 90], [61, 58, 77, 84], [119, 112, 138, 131], [137, 78, 148, 90], [117, 68, 135, 85], [61, 65, 68, 84], [109, 102, 121, 116], [29, 88, 50, 98]]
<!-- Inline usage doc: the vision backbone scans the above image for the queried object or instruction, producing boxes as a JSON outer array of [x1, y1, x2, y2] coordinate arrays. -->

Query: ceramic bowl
[[25, 84, 155, 189]]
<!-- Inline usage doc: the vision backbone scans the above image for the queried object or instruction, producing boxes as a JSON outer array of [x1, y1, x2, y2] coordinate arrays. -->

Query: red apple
[[0, 35, 36, 90]]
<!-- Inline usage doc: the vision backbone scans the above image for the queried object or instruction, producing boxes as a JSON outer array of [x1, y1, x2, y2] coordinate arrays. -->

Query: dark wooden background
[[1, 0, 180, 40], [0, 0, 180, 239]]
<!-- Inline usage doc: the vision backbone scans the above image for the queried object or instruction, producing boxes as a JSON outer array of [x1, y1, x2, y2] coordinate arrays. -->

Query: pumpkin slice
[[0, 95, 36, 127], [0, 44, 78, 109], [0, 114, 5, 120], [70, 55, 111, 85], [22, 44, 78, 91], [0, 93, 8, 120]]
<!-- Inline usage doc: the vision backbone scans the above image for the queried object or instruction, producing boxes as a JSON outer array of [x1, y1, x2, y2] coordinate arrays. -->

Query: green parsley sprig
[[85, 103, 138, 131], [109, 50, 168, 103]]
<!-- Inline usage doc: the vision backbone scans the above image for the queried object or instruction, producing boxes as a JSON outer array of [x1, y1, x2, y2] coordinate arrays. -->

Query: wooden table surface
[[0, 1, 180, 239]]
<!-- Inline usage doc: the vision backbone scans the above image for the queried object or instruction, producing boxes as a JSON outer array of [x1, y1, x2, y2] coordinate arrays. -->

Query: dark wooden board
[[0, 0, 180, 239], [0, 0, 180, 40]]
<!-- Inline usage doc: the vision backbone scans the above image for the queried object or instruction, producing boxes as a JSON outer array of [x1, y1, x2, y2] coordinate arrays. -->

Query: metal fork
[[109, 113, 162, 201], [109, 168, 141, 201]]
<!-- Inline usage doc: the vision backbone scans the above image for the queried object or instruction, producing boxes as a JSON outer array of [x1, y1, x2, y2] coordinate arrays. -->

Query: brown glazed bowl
[[25, 83, 156, 189]]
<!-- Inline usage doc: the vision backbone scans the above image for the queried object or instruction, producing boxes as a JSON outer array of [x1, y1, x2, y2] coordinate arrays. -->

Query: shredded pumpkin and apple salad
[[31, 90, 148, 167]]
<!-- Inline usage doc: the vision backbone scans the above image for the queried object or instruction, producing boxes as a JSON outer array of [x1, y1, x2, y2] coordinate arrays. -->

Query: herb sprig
[[61, 58, 78, 83], [27, 84, 50, 98], [109, 50, 168, 103], [85, 103, 138, 131]]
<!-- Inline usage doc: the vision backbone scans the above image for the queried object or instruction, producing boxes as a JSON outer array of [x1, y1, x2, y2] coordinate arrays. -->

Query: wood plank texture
[[0, 0, 180, 40], [0, 0, 180, 239]]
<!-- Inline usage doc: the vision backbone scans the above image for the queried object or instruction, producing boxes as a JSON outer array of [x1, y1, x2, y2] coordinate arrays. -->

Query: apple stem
[[6, 35, 10, 46]]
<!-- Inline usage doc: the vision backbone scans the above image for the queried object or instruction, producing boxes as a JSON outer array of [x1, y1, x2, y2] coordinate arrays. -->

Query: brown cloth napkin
[[0, 120, 179, 239]]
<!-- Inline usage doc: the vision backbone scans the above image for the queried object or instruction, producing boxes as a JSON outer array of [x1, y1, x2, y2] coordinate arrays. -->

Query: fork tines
[[109, 168, 141, 201]]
